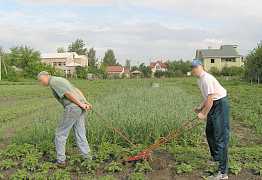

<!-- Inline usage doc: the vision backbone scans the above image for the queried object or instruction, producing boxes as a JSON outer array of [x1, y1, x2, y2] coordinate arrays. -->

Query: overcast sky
[[0, 0, 261, 64]]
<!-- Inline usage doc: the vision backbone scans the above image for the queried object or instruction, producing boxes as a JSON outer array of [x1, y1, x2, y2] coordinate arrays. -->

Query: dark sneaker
[[53, 160, 66, 168]]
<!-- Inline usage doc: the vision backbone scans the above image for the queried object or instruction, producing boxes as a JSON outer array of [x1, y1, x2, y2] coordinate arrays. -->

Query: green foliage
[[0, 173, 4, 180], [88, 48, 97, 67], [50, 169, 71, 180], [245, 42, 262, 82], [104, 161, 123, 173], [81, 160, 99, 174], [128, 173, 146, 180], [221, 66, 244, 76], [22, 154, 40, 171], [139, 63, 152, 78], [3, 46, 59, 79], [209, 67, 220, 76], [154, 70, 166, 78], [68, 38, 88, 55], [229, 160, 242, 175], [11, 169, 30, 180], [167, 60, 191, 76], [175, 163, 193, 174], [76, 66, 88, 79], [0, 159, 17, 170], [103, 49, 117, 65], [99, 175, 117, 180], [57, 47, 65, 53], [134, 161, 152, 173]]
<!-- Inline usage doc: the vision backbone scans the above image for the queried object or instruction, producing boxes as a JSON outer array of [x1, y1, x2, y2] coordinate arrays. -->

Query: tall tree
[[57, 47, 65, 53], [88, 48, 97, 67], [68, 39, 87, 55], [103, 49, 117, 65], [125, 59, 131, 70], [245, 42, 262, 83]]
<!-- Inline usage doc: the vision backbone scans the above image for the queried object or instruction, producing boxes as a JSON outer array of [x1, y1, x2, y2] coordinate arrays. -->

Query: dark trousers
[[206, 97, 230, 174]]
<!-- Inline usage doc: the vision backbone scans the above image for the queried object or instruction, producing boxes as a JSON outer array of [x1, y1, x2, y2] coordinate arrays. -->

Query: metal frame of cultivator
[[126, 117, 201, 162], [93, 110, 202, 163]]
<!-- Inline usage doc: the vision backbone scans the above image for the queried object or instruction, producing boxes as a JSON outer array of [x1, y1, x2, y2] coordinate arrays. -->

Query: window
[[58, 62, 62, 66], [211, 59, 215, 63], [221, 58, 236, 62]]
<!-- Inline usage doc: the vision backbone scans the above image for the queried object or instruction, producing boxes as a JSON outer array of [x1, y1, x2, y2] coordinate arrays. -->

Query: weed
[[175, 163, 193, 174], [104, 161, 123, 173], [134, 161, 152, 173]]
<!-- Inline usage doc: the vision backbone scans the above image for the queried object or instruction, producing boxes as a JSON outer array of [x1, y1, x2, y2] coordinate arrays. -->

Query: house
[[41, 52, 88, 76], [106, 66, 130, 78], [149, 61, 168, 73], [195, 45, 244, 71]]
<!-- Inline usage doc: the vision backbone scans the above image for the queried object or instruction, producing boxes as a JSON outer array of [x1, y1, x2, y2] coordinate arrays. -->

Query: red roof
[[149, 61, 168, 68], [106, 66, 123, 73]]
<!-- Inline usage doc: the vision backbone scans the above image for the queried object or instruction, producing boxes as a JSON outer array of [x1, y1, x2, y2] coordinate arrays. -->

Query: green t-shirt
[[49, 76, 87, 107]]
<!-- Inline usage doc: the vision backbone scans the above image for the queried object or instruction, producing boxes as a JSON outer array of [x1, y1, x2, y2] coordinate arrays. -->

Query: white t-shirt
[[197, 71, 227, 100]]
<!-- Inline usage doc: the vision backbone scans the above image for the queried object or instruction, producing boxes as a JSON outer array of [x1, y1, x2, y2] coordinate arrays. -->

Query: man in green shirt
[[37, 71, 92, 165]]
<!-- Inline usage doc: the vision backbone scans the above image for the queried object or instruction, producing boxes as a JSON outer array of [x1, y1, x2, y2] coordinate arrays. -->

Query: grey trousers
[[55, 105, 90, 162]]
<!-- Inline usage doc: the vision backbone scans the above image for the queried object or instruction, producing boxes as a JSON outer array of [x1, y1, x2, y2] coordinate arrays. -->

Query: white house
[[41, 52, 88, 76]]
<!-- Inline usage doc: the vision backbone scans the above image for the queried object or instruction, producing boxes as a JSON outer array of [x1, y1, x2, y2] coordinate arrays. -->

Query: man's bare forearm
[[201, 95, 213, 116], [64, 92, 83, 107], [76, 88, 89, 103]]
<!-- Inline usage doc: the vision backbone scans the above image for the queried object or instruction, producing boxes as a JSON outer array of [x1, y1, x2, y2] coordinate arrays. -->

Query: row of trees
[[1, 39, 262, 82]]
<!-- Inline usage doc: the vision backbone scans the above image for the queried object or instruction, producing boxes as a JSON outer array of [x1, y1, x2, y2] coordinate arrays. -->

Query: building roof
[[149, 61, 168, 68], [197, 45, 242, 58], [41, 52, 82, 59], [106, 66, 123, 73], [66, 62, 82, 67]]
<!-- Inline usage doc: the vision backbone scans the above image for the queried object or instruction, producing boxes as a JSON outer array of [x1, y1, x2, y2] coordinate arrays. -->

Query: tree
[[88, 48, 97, 67], [139, 63, 152, 78], [103, 49, 117, 65], [68, 39, 87, 55], [125, 59, 131, 70], [57, 47, 65, 53], [8, 46, 41, 69], [245, 42, 262, 83], [7, 46, 58, 79], [167, 60, 191, 75]]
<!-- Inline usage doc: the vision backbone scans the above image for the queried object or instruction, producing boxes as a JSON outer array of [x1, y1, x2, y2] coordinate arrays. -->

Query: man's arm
[[64, 92, 91, 110], [197, 95, 214, 120]]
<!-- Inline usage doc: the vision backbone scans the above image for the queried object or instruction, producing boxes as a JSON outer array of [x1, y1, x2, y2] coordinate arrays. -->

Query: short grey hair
[[37, 71, 50, 79]]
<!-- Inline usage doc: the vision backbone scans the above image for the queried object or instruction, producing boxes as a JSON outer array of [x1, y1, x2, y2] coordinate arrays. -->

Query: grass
[[0, 77, 261, 179]]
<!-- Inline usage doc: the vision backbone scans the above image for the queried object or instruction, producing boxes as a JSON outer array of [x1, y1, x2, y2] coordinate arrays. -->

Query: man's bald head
[[37, 71, 50, 86]]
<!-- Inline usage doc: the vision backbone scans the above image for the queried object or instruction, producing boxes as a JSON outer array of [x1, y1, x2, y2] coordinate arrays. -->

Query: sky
[[0, 0, 261, 65]]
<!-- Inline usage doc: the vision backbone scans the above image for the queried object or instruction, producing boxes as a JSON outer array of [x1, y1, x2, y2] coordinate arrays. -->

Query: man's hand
[[197, 112, 207, 120], [194, 107, 202, 113], [79, 103, 92, 111]]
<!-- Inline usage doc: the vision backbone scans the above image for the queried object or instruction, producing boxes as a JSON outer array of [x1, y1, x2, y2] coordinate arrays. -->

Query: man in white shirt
[[192, 59, 230, 180]]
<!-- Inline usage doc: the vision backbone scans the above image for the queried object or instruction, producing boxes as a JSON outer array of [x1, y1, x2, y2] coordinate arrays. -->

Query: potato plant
[[0, 78, 261, 179]]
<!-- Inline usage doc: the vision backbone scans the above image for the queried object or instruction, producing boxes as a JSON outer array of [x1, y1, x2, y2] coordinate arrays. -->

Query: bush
[[221, 66, 244, 76], [209, 67, 220, 76]]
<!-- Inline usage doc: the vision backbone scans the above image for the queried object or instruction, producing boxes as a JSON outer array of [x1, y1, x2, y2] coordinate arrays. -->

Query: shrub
[[221, 66, 244, 76], [209, 67, 220, 76]]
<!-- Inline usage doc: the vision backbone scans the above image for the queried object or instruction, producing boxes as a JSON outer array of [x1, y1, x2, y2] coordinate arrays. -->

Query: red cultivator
[[93, 110, 201, 163], [126, 117, 201, 162]]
